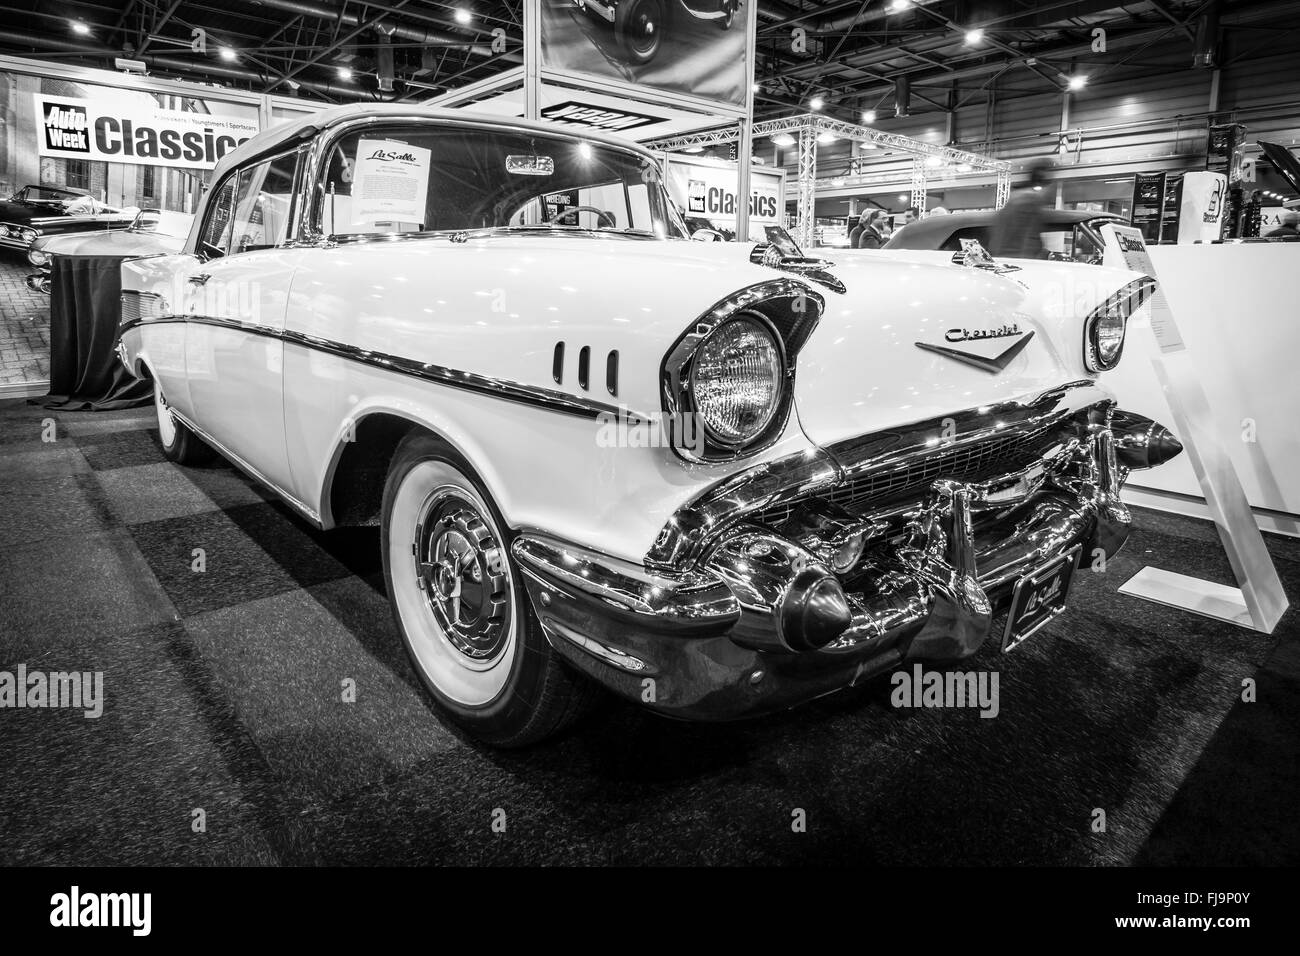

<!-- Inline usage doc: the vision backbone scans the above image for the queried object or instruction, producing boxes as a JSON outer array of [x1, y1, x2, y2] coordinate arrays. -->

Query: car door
[[181, 148, 305, 493]]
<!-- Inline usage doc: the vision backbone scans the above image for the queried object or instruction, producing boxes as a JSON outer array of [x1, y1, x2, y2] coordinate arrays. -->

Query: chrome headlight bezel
[[661, 279, 823, 463], [1083, 277, 1157, 372], [688, 315, 786, 450], [19, 228, 38, 243], [27, 248, 49, 266]]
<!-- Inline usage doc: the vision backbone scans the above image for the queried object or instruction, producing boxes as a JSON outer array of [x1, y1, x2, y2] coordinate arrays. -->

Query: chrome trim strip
[[119, 314, 649, 423], [167, 406, 322, 526]]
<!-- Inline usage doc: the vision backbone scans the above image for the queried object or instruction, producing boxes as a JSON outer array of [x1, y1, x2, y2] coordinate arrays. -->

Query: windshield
[[13, 185, 85, 203], [316, 123, 687, 240]]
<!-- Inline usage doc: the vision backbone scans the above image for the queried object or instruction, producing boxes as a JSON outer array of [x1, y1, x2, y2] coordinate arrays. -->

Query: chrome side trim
[[168, 406, 323, 527], [119, 314, 649, 423]]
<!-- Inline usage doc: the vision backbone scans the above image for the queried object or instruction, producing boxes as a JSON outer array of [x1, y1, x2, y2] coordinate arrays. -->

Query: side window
[[199, 176, 238, 258], [228, 152, 298, 254]]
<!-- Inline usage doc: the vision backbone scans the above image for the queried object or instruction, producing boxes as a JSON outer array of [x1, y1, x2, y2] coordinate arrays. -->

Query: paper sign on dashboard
[[352, 138, 431, 226]]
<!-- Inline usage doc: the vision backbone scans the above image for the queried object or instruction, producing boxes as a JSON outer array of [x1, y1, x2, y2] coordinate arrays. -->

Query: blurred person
[[847, 210, 870, 248], [927, 206, 950, 217], [1265, 210, 1299, 238], [856, 210, 889, 248], [903, 207, 919, 225], [989, 159, 1053, 258]]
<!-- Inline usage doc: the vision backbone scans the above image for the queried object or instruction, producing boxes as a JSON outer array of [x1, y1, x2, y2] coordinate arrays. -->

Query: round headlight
[[20, 228, 37, 243], [27, 249, 48, 266], [1087, 306, 1126, 370], [690, 316, 784, 446]]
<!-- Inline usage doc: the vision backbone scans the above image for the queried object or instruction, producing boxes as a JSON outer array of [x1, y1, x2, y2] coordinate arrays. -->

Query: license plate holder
[[1002, 545, 1082, 652]]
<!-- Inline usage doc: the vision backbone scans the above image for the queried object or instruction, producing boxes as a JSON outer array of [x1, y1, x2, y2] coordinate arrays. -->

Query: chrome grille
[[120, 290, 163, 325], [755, 421, 1062, 525]]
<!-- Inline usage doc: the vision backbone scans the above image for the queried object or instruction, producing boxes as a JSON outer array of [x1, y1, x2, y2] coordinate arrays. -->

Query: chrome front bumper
[[513, 392, 1179, 720]]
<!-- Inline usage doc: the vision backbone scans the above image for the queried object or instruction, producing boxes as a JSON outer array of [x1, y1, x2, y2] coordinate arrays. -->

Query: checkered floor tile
[[1, 398, 1298, 865]]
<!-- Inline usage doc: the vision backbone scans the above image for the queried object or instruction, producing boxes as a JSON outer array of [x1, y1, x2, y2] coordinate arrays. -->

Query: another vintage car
[[0, 184, 138, 257], [885, 208, 1126, 263], [118, 105, 1182, 746], [24, 208, 193, 294], [574, 0, 741, 65]]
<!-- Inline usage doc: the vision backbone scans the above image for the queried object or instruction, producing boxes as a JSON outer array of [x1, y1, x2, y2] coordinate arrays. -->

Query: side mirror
[[691, 228, 723, 242]]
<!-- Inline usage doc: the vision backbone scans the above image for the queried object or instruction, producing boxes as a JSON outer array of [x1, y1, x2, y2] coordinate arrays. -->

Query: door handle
[[188, 273, 211, 285]]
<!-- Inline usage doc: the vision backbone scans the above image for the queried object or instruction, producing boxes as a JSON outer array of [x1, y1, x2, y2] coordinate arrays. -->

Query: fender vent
[[553, 341, 617, 395]]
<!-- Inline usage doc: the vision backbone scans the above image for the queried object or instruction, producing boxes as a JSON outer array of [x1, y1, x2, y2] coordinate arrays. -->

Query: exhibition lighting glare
[[772, 133, 795, 147], [455, 8, 472, 24], [337, 66, 352, 80], [219, 47, 237, 62], [898, 193, 909, 202], [71, 21, 91, 36], [925, 155, 943, 168], [578, 142, 593, 160], [862, 110, 877, 123], [965, 29, 984, 44], [889, 0, 912, 11], [809, 96, 824, 111], [1067, 74, 1088, 91], [683, 145, 704, 153], [817, 132, 837, 144]]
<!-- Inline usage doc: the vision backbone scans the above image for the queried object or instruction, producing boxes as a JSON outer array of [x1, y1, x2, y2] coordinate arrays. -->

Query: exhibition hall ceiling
[[0, 1, 1295, 120]]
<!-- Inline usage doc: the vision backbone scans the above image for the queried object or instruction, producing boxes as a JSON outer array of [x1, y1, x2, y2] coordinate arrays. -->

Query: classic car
[[24, 209, 194, 294], [0, 184, 138, 256], [885, 208, 1126, 263], [117, 104, 1182, 747], [573, 0, 741, 65]]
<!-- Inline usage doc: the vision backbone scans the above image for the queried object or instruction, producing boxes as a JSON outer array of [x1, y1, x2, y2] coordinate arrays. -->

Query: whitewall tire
[[154, 379, 212, 465], [381, 432, 597, 746]]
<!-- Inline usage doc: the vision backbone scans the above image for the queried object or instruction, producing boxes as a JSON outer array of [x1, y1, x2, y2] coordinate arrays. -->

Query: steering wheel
[[550, 205, 616, 229]]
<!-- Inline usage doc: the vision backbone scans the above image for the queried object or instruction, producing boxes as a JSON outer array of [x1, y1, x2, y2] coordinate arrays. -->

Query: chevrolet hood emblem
[[914, 329, 1035, 373]]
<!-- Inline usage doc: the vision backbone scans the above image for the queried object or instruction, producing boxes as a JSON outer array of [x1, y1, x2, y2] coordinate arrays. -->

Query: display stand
[[1102, 224, 1288, 632]]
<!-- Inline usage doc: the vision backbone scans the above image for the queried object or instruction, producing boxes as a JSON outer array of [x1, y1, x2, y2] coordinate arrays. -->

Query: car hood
[[0, 199, 130, 228], [666, 242, 1148, 447]]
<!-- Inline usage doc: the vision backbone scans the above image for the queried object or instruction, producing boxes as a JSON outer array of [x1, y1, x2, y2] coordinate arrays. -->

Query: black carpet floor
[[1, 399, 1297, 865]]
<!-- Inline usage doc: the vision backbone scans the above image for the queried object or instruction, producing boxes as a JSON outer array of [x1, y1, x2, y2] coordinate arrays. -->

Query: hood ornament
[[954, 238, 1021, 274], [750, 226, 846, 294]]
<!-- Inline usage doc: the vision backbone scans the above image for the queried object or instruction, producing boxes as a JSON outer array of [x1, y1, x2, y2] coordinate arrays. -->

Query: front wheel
[[381, 432, 597, 747], [615, 0, 664, 65], [153, 379, 212, 465]]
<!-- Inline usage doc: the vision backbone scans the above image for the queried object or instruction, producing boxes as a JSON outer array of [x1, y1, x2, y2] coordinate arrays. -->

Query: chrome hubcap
[[414, 489, 511, 662]]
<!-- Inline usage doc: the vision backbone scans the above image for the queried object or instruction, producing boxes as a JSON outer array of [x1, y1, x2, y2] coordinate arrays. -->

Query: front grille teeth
[[754, 421, 1060, 526]]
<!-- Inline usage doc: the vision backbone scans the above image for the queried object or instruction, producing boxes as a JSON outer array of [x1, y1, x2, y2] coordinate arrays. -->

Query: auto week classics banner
[[36, 93, 259, 171]]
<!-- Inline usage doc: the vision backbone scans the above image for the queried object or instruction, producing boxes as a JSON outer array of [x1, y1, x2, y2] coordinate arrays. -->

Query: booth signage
[[35, 93, 257, 170], [539, 101, 658, 132], [665, 155, 783, 241]]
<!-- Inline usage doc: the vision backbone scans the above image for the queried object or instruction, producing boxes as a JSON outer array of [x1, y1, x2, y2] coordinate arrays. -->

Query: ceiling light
[[337, 66, 353, 80], [861, 110, 876, 124], [752, 82, 761, 93], [890, 0, 913, 11], [72, 21, 91, 36], [925, 155, 943, 168], [957, 162, 973, 172], [817, 132, 837, 145], [577, 143, 593, 160], [683, 145, 704, 153], [898, 193, 909, 202], [1033, 184, 1044, 191], [1067, 74, 1088, 91], [455, 8, 472, 24], [219, 47, 237, 62], [965, 29, 984, 44], [809, 96, 824, 111], [772, 133, 795, 147]]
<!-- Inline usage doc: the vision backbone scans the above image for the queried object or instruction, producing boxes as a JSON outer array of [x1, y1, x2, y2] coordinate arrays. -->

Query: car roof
[[209, 103, 658, 185], [885, 207, 1124, 248]]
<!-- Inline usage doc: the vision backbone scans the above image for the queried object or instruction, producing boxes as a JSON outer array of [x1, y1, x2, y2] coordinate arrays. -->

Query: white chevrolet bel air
[[117, 104, 1182, 746]]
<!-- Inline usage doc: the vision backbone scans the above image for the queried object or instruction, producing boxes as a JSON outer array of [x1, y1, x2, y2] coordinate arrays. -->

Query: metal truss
[[645, 113, 1012, 242]]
